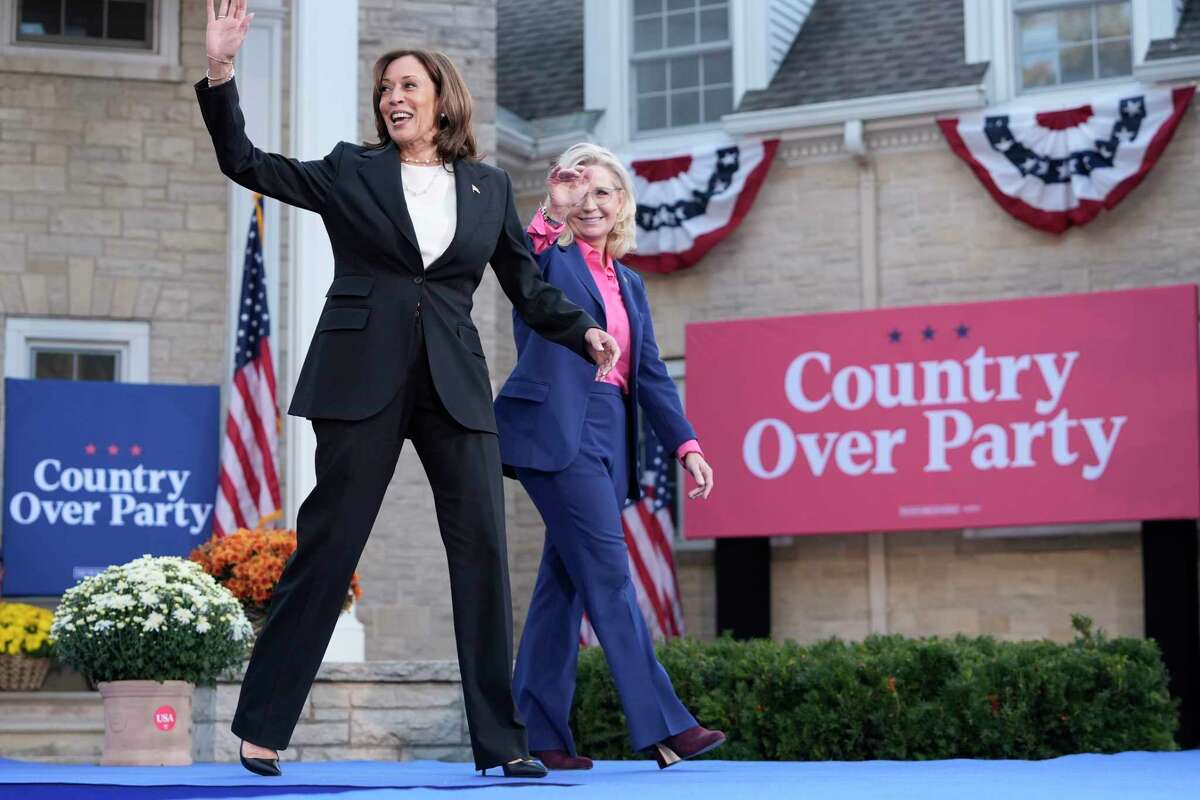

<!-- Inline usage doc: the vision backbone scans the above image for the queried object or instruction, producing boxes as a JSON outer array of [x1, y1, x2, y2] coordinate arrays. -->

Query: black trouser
[[231, 317, 527, 770]]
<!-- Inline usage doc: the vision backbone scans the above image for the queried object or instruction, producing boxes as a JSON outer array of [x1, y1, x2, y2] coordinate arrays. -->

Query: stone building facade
[[1, 0, 1197, 674], [495, 0, 1200, 649], [0, 0, 507, 665]]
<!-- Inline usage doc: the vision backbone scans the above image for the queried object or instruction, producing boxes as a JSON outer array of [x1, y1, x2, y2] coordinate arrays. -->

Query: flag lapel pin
[[471, 184, 480, 194]]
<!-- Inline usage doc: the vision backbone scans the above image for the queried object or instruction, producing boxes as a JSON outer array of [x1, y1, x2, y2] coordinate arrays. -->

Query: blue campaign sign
[[2, 379, 220, 596]]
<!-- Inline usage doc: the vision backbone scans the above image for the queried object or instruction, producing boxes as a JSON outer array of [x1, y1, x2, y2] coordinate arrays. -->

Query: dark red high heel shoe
[[532, 749, 594, 770], [652, 725, 726, 769]]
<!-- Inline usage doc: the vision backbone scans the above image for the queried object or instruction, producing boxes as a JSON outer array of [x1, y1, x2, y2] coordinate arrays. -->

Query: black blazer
[[195, 77, 598, 432]]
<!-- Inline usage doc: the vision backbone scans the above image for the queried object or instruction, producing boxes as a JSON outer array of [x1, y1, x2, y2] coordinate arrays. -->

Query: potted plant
[[189, 527, 362, 635], [0, 601, 54, 690], [50, 555, 253, 766]]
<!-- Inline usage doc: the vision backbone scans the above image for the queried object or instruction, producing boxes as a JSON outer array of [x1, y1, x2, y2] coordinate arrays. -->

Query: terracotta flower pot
[[97, 680, 193, 766]]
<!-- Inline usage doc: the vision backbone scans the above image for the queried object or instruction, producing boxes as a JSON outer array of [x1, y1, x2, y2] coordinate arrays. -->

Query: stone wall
[[0, 2, 230, 392], [194, 662, 470, 762]]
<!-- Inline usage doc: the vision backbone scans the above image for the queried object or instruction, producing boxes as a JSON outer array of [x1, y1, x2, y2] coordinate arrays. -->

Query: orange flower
[[189, 527, 363, 614]]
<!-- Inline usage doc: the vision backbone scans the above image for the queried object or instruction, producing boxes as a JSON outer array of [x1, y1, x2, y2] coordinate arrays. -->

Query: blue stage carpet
[[1, 752, 1197, 799]]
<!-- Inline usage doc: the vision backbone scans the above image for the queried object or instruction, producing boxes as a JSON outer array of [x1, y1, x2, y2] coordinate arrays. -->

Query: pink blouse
[[527, 212, 702, 465]]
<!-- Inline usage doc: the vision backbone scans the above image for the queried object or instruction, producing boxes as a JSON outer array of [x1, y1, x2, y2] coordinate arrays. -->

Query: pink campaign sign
[[684, 285, 1200, 539]]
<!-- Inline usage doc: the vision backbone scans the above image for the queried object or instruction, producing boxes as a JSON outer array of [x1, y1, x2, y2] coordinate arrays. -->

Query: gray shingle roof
[[738, 0, 987, 113], [497, 0, 585, 121], [1146, 0, 1200, 61]]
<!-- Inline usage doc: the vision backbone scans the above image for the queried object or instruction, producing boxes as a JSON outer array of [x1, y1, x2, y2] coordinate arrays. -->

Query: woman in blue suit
[[495, 143, 724, 771]]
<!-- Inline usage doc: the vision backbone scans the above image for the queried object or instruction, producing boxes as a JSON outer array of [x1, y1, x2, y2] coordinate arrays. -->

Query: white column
[[285, 0, 359, 525], [226, 1, 284, 502]]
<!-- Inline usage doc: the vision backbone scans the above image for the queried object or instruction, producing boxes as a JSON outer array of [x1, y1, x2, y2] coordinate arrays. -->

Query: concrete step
[[0, 691, 104, 763]]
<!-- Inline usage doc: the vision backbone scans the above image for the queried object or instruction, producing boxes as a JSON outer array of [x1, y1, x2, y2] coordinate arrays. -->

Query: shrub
[[51, 555, 253, 685], [571, 616, 1177, 760]]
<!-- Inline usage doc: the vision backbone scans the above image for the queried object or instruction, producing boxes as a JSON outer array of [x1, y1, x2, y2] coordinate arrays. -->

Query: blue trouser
[[512, 382, 697, 754]]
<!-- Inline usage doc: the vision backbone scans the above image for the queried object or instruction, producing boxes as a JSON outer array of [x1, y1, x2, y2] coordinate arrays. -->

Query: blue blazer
[[494, 238, 697, 502]]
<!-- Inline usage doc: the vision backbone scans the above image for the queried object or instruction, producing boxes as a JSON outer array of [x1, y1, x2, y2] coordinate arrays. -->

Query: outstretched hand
[[584, 328, 621, 380], [206, 0, 254, 64], [546, 165, 593, 221]]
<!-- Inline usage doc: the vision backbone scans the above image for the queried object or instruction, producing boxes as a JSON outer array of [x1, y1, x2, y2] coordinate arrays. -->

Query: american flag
[[214, 194, 282, 535], [581, 428, 685, 646]]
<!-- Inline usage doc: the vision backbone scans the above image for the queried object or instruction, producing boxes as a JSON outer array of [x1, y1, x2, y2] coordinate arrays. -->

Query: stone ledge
[[216, 660, 462, 684]]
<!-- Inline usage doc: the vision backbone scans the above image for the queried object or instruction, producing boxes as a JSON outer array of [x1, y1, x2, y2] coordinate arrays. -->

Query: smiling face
[[378, 55, 440, 154], [569, 164, 622, 252]]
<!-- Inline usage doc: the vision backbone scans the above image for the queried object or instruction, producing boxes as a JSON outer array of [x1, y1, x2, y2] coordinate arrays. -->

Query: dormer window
[[632, 0, 734, 133], [1015, 0, 1132, 91]]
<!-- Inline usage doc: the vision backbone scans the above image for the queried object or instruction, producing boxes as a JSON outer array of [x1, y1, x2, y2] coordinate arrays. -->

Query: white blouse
[[401, 163, 456, 269]]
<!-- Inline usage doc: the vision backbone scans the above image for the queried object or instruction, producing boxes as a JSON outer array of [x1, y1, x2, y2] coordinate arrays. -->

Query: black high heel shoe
[[239, 741, 282, 777], [478, 756, 548, 778]]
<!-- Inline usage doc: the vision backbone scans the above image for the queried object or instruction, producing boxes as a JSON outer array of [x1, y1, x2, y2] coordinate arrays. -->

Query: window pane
[[1098, 1, 1131, 38], [634, 16, 663, 52], [64, 0, 104, 38], [667, 0, 696, 9], [672, 89, 700, 127], [1022, 50, 1057, 88], [670, 55, 699, 89], [1098, 39, 1132, 77], [637, 60, 667, 94], [666, 10, 695, 47], [1060, 43, 1094, 83], [637, 96, 668, 132], [1019, 12, 1058, 51], [78, 353, 117, 382], [1057, 6, 1093, 43], [108, 0, 150, 43], [34, 352, 74, 380], [703, 85, 733, 122], [634, 0, 662, 15], [18, 0, 62, 36], [699, 7, 728, 41], [703, 50, 732, 85]]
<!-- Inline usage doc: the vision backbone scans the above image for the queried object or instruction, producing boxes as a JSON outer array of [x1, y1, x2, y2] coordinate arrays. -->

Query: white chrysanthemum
[[172, 607, 195, 624], [94, 620, 114, 631], [142, 612, 165, 631], [195, 618, 212, 634]]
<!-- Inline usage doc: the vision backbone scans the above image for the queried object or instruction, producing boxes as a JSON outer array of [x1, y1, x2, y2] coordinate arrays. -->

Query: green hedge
[[570, 615, 1177, 760]]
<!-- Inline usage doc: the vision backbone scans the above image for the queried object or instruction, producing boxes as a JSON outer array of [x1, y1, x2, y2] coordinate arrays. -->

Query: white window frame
[[630, 0, 736, 136], [0, 0, 182, 82], [1011, 0, 1136, 94], [4, 318, 150, 382], [587, 0, 768, 156], [964, 0, 1183, 108]]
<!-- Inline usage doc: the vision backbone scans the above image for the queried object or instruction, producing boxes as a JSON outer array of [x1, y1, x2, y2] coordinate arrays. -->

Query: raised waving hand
[[206, 0, 254, 76]]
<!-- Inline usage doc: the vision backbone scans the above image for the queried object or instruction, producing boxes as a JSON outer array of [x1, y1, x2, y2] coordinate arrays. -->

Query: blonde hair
[[544, 143, 638, 259]]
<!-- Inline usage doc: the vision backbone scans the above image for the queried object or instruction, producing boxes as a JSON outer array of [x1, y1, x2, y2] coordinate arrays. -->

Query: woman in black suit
[[201, 0, 619, 779]]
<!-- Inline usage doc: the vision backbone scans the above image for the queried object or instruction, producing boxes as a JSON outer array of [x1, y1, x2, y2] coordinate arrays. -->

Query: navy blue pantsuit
[[512, 384, 696, 753], [496, 239, 702, 754]]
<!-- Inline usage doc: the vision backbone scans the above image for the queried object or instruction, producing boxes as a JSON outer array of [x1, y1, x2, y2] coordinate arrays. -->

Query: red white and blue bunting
[[625, 139, 779, 274], [938, 85, 1194, 234]]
